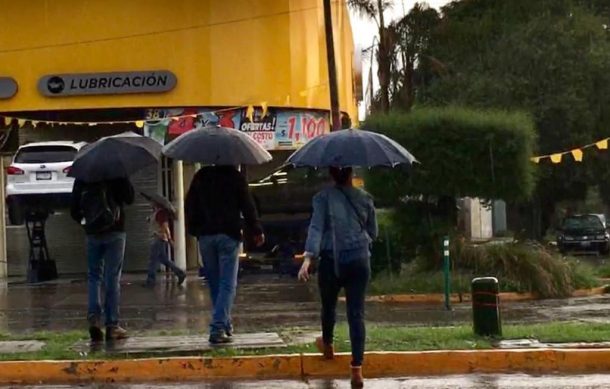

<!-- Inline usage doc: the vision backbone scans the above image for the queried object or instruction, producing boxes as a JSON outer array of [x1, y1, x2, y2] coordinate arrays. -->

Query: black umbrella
[[139, 191, 176, 219], [286, 128, 417, 168], [69, 132, 162, 182], [162, 125, 272, 165]]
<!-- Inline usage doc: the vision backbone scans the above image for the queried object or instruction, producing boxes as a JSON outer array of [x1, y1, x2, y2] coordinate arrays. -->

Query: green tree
[[349, 0, 393, 112], [416, 0, 610, 237]]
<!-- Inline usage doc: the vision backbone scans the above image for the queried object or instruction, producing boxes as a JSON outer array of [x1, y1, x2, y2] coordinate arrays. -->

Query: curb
[[355, 286, 609, 305], [3, 349, 610, 384]]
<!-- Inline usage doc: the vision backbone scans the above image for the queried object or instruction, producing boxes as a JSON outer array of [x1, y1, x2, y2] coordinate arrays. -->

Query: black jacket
[[71, 177, 135, 233], [185, 166, 262, 241]]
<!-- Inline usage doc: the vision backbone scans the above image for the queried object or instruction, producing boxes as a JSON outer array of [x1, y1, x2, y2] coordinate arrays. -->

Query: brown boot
[[105, 326, 128, 342], [351, 365, 364, 388], [315, 336, 335, 360]]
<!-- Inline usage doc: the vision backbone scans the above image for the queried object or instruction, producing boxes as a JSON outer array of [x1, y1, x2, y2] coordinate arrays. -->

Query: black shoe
[[225, 324, 234, 337], [89, 326, 104, 343], [88, 315, 104, 343], [209, 333, 233, 345], [177, 272, 186, 286]]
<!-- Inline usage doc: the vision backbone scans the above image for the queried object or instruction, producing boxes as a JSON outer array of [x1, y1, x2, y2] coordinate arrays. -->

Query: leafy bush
[[363, 107, 537, 204]]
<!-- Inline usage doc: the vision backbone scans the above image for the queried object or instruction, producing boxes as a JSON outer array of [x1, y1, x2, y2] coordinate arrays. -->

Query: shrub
[[457, 241, 596, 298], [363, 107, 537, 204], [369, 242, 599, 298]]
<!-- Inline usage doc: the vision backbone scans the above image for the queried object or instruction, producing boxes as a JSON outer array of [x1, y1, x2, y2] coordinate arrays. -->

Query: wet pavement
[[5, 374, 610, 388], [0, 273, 609, 334]]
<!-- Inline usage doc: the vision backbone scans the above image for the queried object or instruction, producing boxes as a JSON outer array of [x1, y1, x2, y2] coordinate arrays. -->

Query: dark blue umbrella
[[69, 132, 162, 182], [286, 128, 417, 168], [162, 126, 272, 165]]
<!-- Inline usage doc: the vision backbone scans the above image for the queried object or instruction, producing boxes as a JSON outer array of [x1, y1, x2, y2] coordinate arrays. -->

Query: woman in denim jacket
[[298, 167, 378, 388]]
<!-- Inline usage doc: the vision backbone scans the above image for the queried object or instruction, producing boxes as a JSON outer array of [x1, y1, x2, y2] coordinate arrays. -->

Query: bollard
[[443, 236, 450, 310], [471, 277, 502, 337]]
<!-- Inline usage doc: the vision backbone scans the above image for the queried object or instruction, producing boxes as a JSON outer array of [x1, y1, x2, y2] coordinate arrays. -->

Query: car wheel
[[7, 199, 25, 225]]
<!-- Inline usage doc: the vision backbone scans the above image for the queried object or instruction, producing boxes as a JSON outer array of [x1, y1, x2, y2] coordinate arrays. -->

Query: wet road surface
[[0, 273, 609, 334], [5, 374, 610, 388]]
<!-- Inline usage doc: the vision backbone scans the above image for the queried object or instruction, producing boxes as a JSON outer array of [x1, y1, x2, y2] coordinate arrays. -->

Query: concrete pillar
[[173, 160, 186, 271], [0, 157, 6, 279]]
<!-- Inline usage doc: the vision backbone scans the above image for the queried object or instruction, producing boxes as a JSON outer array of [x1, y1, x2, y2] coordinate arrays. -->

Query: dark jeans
[[146, 238, 184, 283], [198, 234, 240, 336], [87, 232, 126, 327], [318, 253, 370, 367]]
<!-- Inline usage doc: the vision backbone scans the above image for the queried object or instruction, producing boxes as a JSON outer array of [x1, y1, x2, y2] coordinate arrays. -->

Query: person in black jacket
[[71, 177, 134, 343], [185, 166, 264, 344]]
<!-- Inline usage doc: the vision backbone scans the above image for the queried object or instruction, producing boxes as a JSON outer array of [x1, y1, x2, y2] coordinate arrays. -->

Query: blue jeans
[[198, 234, 240, 335], [318, 252, 370, 367], [146, 238, 184, 282], [87, 232, 126, 327]]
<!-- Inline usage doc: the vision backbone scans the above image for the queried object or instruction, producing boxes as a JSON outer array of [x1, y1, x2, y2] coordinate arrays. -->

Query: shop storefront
[[0, 0, 359, 278]]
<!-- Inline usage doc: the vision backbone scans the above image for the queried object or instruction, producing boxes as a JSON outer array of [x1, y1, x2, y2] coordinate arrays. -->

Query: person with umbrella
[[163, 125, 271, 344], [141, 192, 186, 287], [290, 128, 416, 388], [69, 132, 161, 343]]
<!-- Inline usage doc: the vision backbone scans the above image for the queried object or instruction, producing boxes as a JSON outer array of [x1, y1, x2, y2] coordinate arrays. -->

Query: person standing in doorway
[[185, 166, 264, 344], [297, 167, 378, 388], [71, 177, 134, 343], [145, 201, 186, 287]]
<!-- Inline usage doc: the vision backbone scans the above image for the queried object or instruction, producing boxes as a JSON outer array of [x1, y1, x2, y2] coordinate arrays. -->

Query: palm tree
[[349, 0, 393, 113]]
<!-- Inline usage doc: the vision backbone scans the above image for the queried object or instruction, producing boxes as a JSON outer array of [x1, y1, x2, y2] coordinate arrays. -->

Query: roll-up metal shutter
[[7, 125, 159, 277]]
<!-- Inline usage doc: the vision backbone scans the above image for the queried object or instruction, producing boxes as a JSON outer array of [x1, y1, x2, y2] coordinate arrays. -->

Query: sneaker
[[177, 272, 187, 286], [209, 333, 233, 345], [106, 326, 129, 342], [225, 323, 234, 337]]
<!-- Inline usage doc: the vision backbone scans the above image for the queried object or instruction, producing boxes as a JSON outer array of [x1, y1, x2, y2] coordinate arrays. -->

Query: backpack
[[80, 182, 120, 235]]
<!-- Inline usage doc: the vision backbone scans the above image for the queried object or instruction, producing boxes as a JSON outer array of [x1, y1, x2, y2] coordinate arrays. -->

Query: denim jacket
[[304, 186, 378, 263]]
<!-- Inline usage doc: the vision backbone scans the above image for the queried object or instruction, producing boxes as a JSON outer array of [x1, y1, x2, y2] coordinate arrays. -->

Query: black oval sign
[[38, 70, 177, 97], [0, 77, 18, 99]]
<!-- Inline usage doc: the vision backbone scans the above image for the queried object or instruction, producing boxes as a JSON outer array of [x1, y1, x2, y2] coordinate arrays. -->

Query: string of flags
[[0, 103, 270, 129], [531, 137, 609, 164]]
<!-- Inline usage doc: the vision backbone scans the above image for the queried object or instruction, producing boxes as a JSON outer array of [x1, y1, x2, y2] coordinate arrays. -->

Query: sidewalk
[[1, 273, 610, 335]]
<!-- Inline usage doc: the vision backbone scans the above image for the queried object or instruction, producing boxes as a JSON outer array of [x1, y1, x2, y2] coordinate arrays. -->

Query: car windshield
[[562, 215, 604, 231], [15, 146, 77, 164]]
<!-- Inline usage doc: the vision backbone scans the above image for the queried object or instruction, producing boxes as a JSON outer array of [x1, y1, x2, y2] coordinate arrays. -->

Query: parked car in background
[[6, 141, 86, 225], [557, 214, 610, 255]]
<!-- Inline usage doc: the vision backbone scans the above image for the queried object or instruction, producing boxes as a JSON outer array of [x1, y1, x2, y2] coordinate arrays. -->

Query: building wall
[[0, 0, 357, 120]]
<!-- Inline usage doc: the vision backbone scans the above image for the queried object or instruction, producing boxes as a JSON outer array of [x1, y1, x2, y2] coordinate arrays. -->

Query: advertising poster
[[239, 108, 276, 150], [275, 110, 330, 149], [144, 107, 329, 150]]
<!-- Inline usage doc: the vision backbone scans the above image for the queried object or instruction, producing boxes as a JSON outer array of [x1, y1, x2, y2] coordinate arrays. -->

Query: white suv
[[6, 141, 86, 225]]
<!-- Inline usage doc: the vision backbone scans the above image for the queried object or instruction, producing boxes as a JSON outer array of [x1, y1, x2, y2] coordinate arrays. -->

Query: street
[[4, 374, 610, 388]]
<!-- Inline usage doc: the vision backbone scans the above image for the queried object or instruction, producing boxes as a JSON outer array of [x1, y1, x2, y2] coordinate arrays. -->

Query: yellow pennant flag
[[596, 139, 609, 150], [3, 117, 11, 127], [260, 101, 269, 118], [246, 105, 254, 122], [31, 121, 39, 128], [531, 157, 541, 163], [135, 120, 145, 128], [571, 149, 583, 162], [550, 153, 563, 164], [17, 119, 26, 128]]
